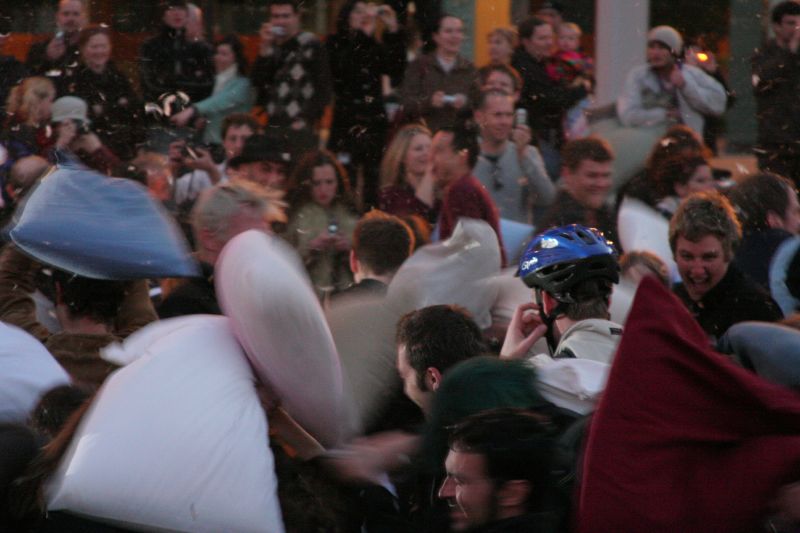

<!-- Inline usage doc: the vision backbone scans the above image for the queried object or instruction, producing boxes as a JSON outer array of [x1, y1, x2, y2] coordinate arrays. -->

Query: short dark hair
[[476, 89, 513, 111], [517, 17, 550, 40], [561, 278, 612, 320], [221, 113, 259, 140], [477, 63, 523, 92], [52, 270, 129, 325], [215, 34, 248, 75], [561, 136, 614, 172], [269, 0, 299, 13], [772, 0, 800, 24], [728, 172, 795, 233], [669, 191, 742, 260], [435, 13, 462, 34], [353, 211, 414, 276], [651, 151, 709, 200], [30, 384, 93, 439], [439, 120, 480, 168], [448, 408, 556, 512], [396, 305, 485, 390]]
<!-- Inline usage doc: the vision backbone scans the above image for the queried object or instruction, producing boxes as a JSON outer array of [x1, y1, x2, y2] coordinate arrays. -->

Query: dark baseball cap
[[227, 133, 292, 169]]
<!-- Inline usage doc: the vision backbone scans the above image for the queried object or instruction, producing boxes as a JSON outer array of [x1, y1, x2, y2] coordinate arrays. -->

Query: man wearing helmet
[[501, 224, 622, 363]]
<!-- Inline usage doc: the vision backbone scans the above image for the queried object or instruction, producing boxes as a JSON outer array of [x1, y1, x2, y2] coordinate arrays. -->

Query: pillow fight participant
[[502, 224, 622, 362], [539, 136, 618, 245], [438, 408, 558, 532], [333, 210, 415, 301], [728, 172, 800, 290], [0, 245, 157, 388], [158, 180, 287, 318], [670, 191, 783, 340], [473, 89, 554, 225], [226, 131, 292, 191]]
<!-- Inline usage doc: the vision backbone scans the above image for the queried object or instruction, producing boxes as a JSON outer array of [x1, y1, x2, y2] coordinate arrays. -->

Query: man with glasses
[[473, 89, 554, 225]]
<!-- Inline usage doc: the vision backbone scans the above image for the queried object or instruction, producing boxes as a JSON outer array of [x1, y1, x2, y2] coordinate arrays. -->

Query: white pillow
[[0, 322, 69, 423], [47, 315, 284, 533], [216, 230, 346, 447]]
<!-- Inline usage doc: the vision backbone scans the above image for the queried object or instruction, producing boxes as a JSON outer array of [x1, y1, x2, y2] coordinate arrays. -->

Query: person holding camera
[[48, 96, 121, 176], [25, 0, 85, 81], [251, 0, 332, 154], [399, 14, 477, 133], [284, 150, 358, 299]]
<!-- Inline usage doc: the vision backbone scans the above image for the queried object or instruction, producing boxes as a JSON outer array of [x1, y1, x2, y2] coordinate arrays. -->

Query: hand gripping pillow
[[0, 322, 70, 423], [47, 315, 284, 533], [216, 230, 346, 447]]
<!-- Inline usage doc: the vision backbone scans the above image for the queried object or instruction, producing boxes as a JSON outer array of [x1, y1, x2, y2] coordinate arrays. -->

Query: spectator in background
[[335, 210, 415, 300], [25, 0, 86, 80], [0, 15, 27, 117], [61, 25, 143, 160], [47, 96, 121, 176], [378, 123, 437, 223], [285, 150, 359, 298], [185, 2, 206, 43], [327, 1, 406, 210], [476, 63, 522, 102], [752, 1, 800, 185], [172, 113, 259, 209], [535, 1, 564, 32], [0, 156, 49, 231], [227, 132, 292, 192], [139, 0, 213, 104], [473, 89, 554, 224], [670, 191, 782, 340], [251, 0, 332, 153], [617, 25, 726, 138], [539, 137, 617, 244], [399, 14, 477, 133], [620, 250, 671, 287], [512, 17, 589, 179], [729, 172, 800, 289], [432, 124, 506, 264], [549, 22, 594, 140], [170, 35, 254, 144], [486, 27, 516, 66], [1, 77, 56, 186]]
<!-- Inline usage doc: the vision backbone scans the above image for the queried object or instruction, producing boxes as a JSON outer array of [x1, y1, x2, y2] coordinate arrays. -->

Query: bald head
[[8, 156, 49, 200]]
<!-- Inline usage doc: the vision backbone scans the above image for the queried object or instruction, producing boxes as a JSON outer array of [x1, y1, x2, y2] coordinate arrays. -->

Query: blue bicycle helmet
[[519, 224, 619, 302]]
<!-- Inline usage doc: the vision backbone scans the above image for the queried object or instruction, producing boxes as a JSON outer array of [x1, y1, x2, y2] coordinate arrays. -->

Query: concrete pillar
[[593, 0, 649, 106], [725, 0, 764, 150]]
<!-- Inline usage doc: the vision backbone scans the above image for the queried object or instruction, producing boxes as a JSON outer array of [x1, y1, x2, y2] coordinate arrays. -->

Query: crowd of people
[[2, 0, 800, 531]]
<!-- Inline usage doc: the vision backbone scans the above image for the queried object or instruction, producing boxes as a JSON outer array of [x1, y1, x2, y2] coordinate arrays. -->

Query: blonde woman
[[2, 77, 56, 178], [377, 123, 437, 222]]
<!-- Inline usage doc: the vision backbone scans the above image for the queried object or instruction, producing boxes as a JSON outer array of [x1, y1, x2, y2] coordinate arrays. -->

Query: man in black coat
[[24, 0, 84, 83], [139, 0, 213, 104], [752, 1, 800, 187]]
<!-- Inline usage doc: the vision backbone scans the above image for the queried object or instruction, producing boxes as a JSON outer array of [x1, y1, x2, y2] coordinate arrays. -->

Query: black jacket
[[752, 40, 800, 146], [674, 265, 783, 341], [538, 189, 618, 247], [25, 36, 80, 79], [139, 26, 213, 103], [0, 55, 27, 115], [61, 64, 144, 160], [326, 28, 406, 138], [733, 228, 792, 290], [511, 48, 586, 139]]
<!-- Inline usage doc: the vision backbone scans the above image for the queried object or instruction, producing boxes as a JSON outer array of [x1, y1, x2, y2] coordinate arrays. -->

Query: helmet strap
[[535, 289, 568, 355]]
